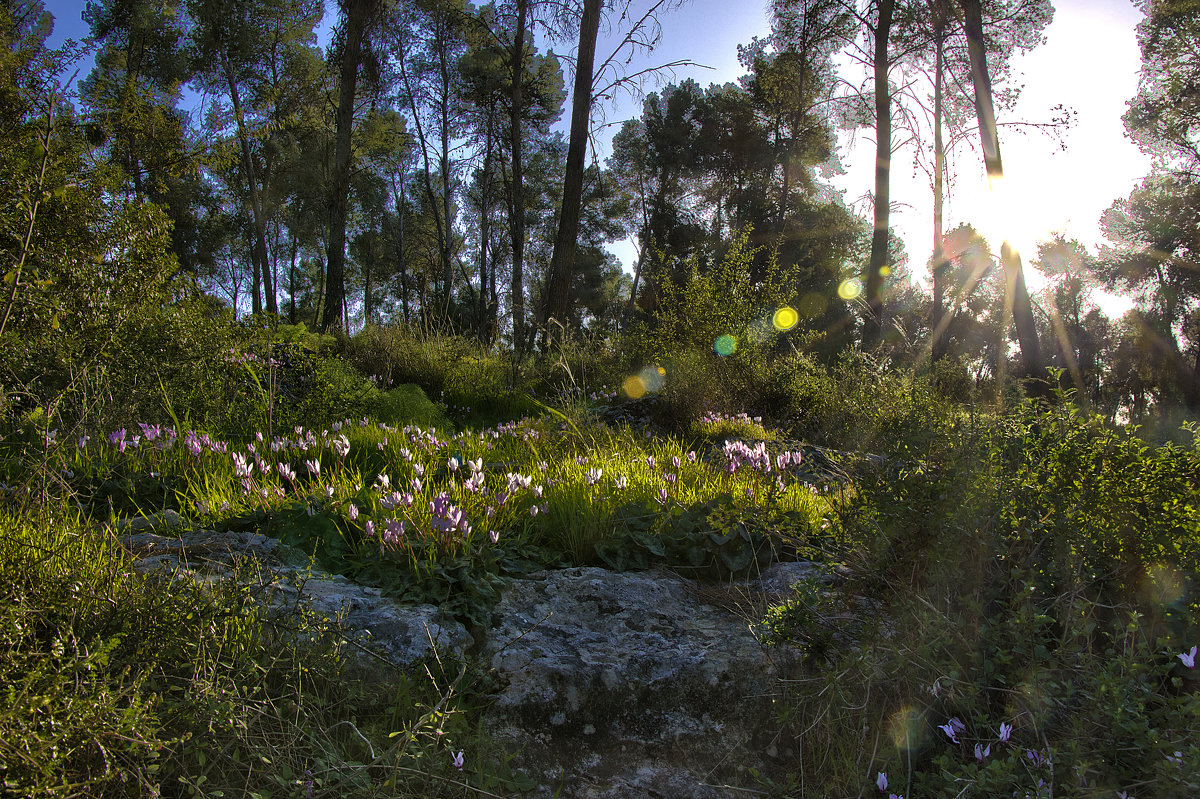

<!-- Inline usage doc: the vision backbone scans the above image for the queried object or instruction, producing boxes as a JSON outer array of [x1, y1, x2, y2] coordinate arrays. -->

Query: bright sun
[[974, 174, 1050, 257]]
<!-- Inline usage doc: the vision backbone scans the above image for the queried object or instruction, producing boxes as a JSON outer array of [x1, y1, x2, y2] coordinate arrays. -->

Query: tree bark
[[930, 17, 949, 362], [507, 0, 529, 352], [223, 55, 276, 316], [863, 0, 894, 348], [962, 0, 1046, 395], [1002, 243, 1046, 393], [544, 0, 602, 338], [323, 0, 372, 333]]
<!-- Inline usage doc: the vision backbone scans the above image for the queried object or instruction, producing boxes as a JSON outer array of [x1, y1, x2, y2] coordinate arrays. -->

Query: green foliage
[[767, 392, 1200, 798], [0, 508, 502, 798], [594, 494, 820, 579]]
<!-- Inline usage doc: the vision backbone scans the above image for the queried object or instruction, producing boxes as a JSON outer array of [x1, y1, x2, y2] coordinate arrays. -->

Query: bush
[[768, 394, 1200, 798]]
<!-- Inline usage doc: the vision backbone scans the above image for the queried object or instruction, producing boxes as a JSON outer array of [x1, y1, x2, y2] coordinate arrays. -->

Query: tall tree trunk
[[478, 126, 493, 340], [223, 56, 276, 316], [1002, 243, 1045, 386], [508, 0, 529, 352], [962, 0, 1046, 395], [544, 0, 602, 337], [324, 0, 372, 332], [288, 234, 298, 325], [438, 42, 454, 316], [389, 173, 410, 325], [930, 19, 949, 362], [863, 0, 894, 348]]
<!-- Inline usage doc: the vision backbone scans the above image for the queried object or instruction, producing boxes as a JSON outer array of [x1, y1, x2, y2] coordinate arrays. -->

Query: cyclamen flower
[[304, 458, 320, 476], [330, 434, 350, 458], [109, 429, 128, 452], [646, 455, 656, 469], [364, 520, 375, 537], [77, 434, 89, 449], [586, 468, 603, 486], [232, 452, 254, 480], [383, 518, 406, 544], [413, 463, 425, 478], [279, 464, 297, 484], [346, 503, 359, 521], [468, 458, 483, 473], [324, 485, 334, 500], [876, 772, 888, 792], [1178, 646, 1197, 669], [686, 451, 697, 463], [975, 742, 991, 761], [447, 456, 460, 472], [671, 455, 681, 470], [452, 750, 464, 771], [575, 455, 587, 466], [656, 488, 669, 506], [939, 718, 966, 744], [375, 473, 390, 491], [998, 722, 1013, 742], [613, 475, 628, 491]]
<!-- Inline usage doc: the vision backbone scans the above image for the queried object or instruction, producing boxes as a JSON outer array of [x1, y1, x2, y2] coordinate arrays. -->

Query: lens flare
[[623, 376, 646, 399], [714, 334, 738, 356], [798, 293, 826, 318], [888, 706, 926, 752], [772, 306, 799, 332], [639, 365, 665, 393], [1143, 563, 1185, 606], [838, 278, 863, 300]]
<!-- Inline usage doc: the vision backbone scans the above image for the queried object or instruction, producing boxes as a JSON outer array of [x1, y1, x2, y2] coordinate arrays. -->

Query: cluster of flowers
[[721, 439, 803, 475], [700, 411, 764, 427], [87, 423, 180, 454]]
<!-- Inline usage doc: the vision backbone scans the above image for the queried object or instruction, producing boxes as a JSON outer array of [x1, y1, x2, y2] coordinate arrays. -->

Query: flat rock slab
[[117, 517, 472, 671], [481, 566, 802, 798]]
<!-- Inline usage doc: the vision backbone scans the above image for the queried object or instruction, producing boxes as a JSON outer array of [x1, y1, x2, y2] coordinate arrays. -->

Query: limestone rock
[[480, 566, 802, 798], [117, 522, 472, 670]]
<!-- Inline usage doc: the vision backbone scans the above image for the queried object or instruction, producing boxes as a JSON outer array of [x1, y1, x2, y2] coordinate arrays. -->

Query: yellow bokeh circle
[[838, 278, 863, 300], [772, 306, 799, 331], [623, 376, 646, 399]]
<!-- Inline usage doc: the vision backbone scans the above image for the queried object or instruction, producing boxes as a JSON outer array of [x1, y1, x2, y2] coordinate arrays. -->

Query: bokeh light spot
[[623, 376, 646, 399], [1143, 563, 1185, 606], [888, 706, 926, 753], [838, 278, 863, 300], [798, 293, 826, 318], [714, 334, 738, 356], [879, 265, 891, 277], [638, 365, 665, 393], [772, 306, 799, 332]]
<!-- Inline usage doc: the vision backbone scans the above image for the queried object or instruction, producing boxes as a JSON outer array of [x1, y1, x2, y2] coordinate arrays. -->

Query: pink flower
[[1178, 646, 1197, 669], [998, 722, 1013, 742], [451, 750, 464, 771], [346, 503, 359, 521]]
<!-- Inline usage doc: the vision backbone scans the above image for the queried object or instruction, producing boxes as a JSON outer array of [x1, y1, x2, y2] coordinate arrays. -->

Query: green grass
[[2, 379, 1198, 798]]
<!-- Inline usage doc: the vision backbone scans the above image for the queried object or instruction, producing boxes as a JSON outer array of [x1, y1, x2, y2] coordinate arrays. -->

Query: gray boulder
[[117, 522, 473, 671], [480, 566, 804, 798]]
